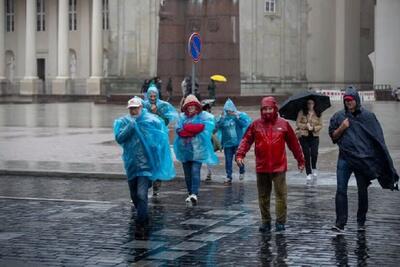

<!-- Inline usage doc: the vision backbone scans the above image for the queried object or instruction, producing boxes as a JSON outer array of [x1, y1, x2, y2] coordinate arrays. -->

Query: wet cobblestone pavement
[[0, 102, 399, 184], [1, 175, 400, 266]]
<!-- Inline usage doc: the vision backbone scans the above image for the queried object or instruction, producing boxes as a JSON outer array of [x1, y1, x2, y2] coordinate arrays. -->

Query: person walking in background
[[141, 79, 150, 99], [143, 85, 178, 196], [166, 77, 173, 102], [155, 77, 163, 100], [236, 96, 305, 233], [296, 98, 323, 184], [113, 97, 175, 237], [201, 100, 221, 181], [329, 86, 399, 233], [216, 99, 251, 185], [174, 95, 219, 205], [207, 79, 216, 100]]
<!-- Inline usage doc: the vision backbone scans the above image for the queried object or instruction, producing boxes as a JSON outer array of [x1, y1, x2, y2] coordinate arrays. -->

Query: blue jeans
[[335, 157, 369, 227], [128, 176, 150, 225], [182, 161, 202, 195], [224, 146, 245, 179]]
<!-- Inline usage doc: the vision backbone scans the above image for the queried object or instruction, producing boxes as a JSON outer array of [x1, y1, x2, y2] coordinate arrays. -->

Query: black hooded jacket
[[329, 86, 399, 190]]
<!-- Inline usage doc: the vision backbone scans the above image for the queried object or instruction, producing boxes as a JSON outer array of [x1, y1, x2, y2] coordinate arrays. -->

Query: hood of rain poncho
[[173, 111, 219, 165], [143, 86, 178, 125], [343, 85, 362, 112], [329, 86, 399, 190], [113, 109, 176, 181], [217, 99, 252, 148], [223, 98, 238, 115]]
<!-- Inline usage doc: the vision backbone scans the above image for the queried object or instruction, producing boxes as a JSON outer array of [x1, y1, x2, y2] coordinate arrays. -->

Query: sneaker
[[185, 194, 191, 203], [312, 169, 318, 177], [259, 223, 271, 233], [190, 194, 198, 205], [306, 174, 312, 185], [223, 178, 232, 185], [331, 224, 345, 233], [275, 223, 285, 232], [205, 173, 212, 181], [239, 173, 245, 181]]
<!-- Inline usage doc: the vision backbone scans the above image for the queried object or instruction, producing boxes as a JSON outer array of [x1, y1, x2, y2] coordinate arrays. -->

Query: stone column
[[20, 0, 39, 94], [87, 0, 103, 95], [52, 0, 70, 94], [0, 0, 5, 80]]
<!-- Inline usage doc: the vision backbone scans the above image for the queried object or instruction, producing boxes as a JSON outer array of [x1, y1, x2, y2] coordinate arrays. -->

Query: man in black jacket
[[329, 86, 398, 233]]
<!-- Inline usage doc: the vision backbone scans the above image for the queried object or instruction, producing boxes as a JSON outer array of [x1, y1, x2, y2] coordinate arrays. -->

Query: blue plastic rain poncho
[[216, 99, 252, 148], [174, 111, 219, 165], [143, 86, 178, 126], [113, 109, 176, 181]]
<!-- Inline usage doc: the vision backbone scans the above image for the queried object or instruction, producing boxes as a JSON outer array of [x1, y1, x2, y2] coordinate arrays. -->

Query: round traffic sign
[[188, 32, 201, 62]]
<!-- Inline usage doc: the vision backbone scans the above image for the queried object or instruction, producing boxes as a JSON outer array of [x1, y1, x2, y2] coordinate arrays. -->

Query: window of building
[[37, 0, 45, 31], [6, 0, 15, 32], [69, 0, 77, 31], [265, 0, 276, 13], [102, 0, 109, 30]]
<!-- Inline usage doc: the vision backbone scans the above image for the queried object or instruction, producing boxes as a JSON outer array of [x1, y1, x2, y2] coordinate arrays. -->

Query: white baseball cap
[[127, 97, 143, 108]]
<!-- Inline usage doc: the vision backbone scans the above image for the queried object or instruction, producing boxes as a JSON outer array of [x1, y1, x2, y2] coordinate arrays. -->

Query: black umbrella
[[279, 91, 331, 121]]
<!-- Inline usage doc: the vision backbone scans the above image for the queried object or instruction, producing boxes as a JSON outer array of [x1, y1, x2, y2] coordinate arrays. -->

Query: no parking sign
[[188, 32, 201, 63]]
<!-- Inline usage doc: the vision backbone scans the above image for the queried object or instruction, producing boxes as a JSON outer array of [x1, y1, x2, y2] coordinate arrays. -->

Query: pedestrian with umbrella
[[279, 91, 331, 184], [296, 98, 323, 184]]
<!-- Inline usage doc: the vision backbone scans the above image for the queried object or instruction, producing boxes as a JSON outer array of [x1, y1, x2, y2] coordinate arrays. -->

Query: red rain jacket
[[236, 97, 305, 173]]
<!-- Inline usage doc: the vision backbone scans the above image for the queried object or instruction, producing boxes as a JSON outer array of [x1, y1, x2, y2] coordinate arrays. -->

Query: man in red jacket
[[236, 96, 305, 232]]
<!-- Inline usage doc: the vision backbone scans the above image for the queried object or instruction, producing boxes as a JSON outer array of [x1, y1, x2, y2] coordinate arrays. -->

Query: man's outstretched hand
[[236, 158, 244, 168], [298, 164, 305, 172]]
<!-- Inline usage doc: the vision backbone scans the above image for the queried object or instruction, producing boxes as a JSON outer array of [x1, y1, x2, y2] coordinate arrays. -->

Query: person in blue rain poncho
[[143, 85, 178, 196], [174, 94, 219, 205], [216, 98, 252, 184], [114, 97, 175, 234]]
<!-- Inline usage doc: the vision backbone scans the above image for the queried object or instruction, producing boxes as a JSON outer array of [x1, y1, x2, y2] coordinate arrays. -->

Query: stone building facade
[[1, 0, 399, 97], [239, 0, 376, 95], [1, 0, 160, 96]]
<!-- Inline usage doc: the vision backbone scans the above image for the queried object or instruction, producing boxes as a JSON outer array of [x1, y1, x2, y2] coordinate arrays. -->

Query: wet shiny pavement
[[0, 102, 399, 186], [0, 102, 399, 265], [0, 175, 400, 266]]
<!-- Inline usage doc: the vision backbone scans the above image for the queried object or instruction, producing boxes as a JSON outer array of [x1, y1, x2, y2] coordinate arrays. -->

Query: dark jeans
[[299, 136, 319, 175], [335, 157, 369, 227], [128, 176, 151, 225], [224, 146, 245, 179], [182, 161, 202, 195]]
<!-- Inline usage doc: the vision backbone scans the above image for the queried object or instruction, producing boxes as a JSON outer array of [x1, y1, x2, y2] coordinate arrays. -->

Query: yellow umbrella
[[210, 74, 227, 82]]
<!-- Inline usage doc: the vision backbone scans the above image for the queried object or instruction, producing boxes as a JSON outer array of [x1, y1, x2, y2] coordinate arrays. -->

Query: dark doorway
[[37, 58, 46, 93], [37, 58, 45, 81]]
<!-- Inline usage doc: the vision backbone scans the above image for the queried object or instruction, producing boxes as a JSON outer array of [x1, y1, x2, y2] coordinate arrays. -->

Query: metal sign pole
[[191, 63, 195, 95], [188, 32, 201, 96]]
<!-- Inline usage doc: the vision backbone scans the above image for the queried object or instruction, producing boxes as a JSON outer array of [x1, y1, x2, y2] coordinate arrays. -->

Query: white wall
[[306, 0, 336, 82], [374, 0, 400, 88], [239, 0, 307, 83], [108, 0, 160, 79]]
